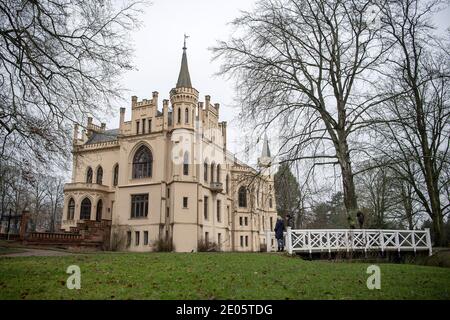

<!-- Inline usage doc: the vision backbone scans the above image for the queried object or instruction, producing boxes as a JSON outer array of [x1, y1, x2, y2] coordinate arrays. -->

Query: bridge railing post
[[395, 231, 400, 254], [287, 227, 293, 254], [425, 228, 432, 256]]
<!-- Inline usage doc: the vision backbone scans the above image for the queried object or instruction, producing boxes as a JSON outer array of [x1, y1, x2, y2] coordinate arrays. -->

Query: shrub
[[153, 238, 175, 252], [197, 239, 218, 252], [109, 230, 126, 251]]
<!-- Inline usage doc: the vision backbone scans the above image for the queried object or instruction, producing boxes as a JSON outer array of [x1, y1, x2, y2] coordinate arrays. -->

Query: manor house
[[61, 43, 277, 252]]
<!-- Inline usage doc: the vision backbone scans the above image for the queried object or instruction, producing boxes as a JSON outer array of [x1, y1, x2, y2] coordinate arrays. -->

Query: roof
[[85, 129, 119, 145], [176, 47, 192, 88]]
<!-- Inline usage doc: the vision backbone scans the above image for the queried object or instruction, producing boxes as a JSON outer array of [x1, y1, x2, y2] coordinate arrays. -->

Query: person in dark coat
[[356, 211, 365, 229], [274, 216, 285, 252], [286, 214, 294, 228]]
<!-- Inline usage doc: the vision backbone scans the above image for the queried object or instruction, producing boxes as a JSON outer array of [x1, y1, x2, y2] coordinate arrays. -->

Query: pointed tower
[[170, 36, 199, 130], [258, 134, 273, 175]]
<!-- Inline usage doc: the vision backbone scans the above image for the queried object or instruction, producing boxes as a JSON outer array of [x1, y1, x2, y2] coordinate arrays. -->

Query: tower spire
[[176, 34, 192, 88], [258, 133, 272, 169], [261, 133, 271, 158]]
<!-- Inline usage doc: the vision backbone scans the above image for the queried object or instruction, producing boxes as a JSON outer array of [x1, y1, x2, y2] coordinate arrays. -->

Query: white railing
[[264, 228, 432, 256]]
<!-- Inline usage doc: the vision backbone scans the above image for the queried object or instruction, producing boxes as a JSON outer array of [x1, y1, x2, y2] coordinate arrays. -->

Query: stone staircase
[[24, 220, 111, 250]]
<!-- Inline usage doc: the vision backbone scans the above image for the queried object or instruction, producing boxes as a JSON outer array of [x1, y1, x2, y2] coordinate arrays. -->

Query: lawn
[[0, 252, 449, 300]]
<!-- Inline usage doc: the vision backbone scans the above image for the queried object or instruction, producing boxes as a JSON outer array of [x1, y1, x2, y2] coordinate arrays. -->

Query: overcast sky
[[107, 0, 450, 164], [106, 0, 257, 160]]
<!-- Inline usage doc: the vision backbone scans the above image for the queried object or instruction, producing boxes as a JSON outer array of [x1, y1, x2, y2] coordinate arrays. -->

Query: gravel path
[[0, 248, 73, 257]]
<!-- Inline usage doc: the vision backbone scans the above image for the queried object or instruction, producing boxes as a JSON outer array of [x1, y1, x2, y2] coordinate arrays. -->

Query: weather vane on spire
[[183, 33, 190, 50]]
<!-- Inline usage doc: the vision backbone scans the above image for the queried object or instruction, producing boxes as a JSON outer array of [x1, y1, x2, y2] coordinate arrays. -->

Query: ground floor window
[[217, 200, 221, 222], [205, 232, 209, 243], [127, 231, 131, 247], [240, 235, 244, 247], [135, 231, 140, 246], [67, 198, 75, 220], [131, 194, 148, 218], [183, 197, 188, 208], [204, 196, 208, 220], [245, 236, 249, 247], [144, 231, 149, 245], [80, 198, 91, 220], [218, 233, 222, 248]]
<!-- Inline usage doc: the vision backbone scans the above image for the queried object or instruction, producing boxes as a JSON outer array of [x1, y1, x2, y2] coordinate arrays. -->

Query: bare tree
[[356, 166, 397, 228], [212, 0, 392, 223], [372, 0, 450, 245], [46, 176, 65, 232], [0, 0, 147, 167]]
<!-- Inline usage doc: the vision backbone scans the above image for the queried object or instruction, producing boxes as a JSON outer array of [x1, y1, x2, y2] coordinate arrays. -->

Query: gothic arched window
[[210, 162, 215, 183], [67, 198, 75, 220], [183, 152, 189, 176], [185, 108, 189, 124], [80, 198, 92, 220], [216, 165, 221, 183], [96, 199, 103, 221], [177, 108, 181, 124], [96, 166, 103, 185], [132, 145, 153, 179], [238, 186, 247, 208], [113, 164, 119, 186], [86, 167, 93, 183], [204, 161, 208, 182]]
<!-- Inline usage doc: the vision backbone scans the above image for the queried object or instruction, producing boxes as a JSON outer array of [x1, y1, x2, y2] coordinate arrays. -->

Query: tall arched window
[[96, 166, 103, 185], [96, 199, 103, 221], [183, 152, 189, 175], [86, 167, 93, 183], [210, 162, 215, 183], [185, 108, 189, 124], [133, 145, 153, 179], [113, 164, 119, 186], [238, 186, 247, 208], [67, 198, 75, 220], [80, 198, 92, 220], [216, 165, 221, 183], [177, 107, 181, 124], [204, 161, 208, 182], [226, 175, 230, 194]]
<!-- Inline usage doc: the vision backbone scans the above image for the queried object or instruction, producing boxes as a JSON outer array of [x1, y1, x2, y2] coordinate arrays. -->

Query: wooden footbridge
[[265, 228, 432, 256]]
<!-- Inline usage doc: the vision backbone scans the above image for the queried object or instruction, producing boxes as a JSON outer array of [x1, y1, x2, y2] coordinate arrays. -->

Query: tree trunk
[[337, 133, 358, 226]]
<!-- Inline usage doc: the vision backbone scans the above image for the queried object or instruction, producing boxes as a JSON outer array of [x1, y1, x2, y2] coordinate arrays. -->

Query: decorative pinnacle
[[183, 33, 189, 50]]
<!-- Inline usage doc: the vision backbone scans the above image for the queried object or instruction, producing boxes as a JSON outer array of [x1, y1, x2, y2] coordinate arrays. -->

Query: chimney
[[101, 123, 106, 130], [152, 91, 159, 108], [214, 103, 220, 110], [131, 95, 138, 107], [198, 102, 204, 122], [163, 99, 169, 129], [119, 107, 126, 130], [221, 121, 227, 150], [87, 117, 93, 127], [205, 95, 211, 108]]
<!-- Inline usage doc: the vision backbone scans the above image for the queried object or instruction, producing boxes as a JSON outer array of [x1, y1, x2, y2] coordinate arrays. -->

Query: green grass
[[0, 252, 449, 300]]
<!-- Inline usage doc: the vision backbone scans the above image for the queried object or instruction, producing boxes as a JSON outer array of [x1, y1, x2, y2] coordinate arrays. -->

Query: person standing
[[274, 216, 285, 252], [356, 211, 365, 229]]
